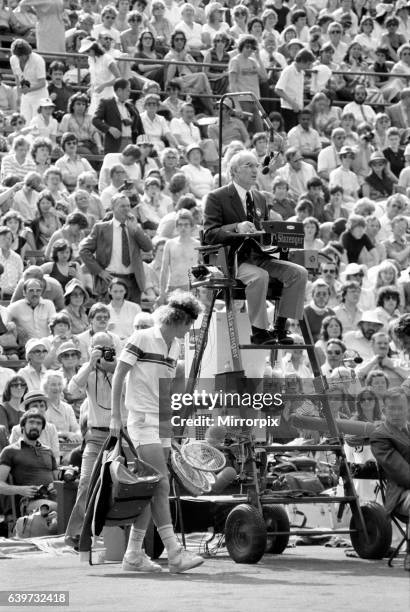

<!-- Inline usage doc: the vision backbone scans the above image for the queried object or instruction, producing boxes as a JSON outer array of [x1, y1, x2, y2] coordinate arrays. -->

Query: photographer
[[65, 332, 124, 548], [0, 410, 58, 506], [9, 39, 49, 123]]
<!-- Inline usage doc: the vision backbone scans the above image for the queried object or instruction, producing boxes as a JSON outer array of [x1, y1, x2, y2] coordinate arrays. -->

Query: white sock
[[125, 526, 146, 556], [157, 524, 180, 558]]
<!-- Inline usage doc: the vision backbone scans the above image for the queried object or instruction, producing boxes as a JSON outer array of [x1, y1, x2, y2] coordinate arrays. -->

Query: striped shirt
[[120, 326, 180, 428]]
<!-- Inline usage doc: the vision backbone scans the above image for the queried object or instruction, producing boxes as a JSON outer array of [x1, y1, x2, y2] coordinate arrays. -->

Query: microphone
[[261, 152, 280, 174]]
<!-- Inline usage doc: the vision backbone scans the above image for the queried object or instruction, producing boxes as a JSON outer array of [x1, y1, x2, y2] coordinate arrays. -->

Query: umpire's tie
[[120, 222, 131, 267], [246, 190, 256, 224]]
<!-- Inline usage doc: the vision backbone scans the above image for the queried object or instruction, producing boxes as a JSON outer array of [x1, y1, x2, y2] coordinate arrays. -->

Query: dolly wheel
[[144, 520, 164, 560], [225, 504, 267, 564], [263, 505, 290, 554], [350, 501, 392, 559]]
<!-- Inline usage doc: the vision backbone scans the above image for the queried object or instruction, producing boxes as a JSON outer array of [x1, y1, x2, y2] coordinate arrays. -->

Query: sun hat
[[369, 151, 386, 164], [57, 341, 81, 361], [25, 338, 48, 359], [22, 391, 48, 409]]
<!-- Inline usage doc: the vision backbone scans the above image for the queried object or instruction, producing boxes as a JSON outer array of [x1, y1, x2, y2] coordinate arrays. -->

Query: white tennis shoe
[[122, 552, 162, 573], [168, 548, 204, 574]]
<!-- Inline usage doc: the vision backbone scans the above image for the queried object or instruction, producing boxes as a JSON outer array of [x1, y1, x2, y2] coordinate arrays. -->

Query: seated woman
[[140, 94, 178, 152], [364, 369, 389, 409], [360, 151, 396, 201], [303, 216, 325, 250], [372, 285, 401, 330], [28, 98, 58, 146], [41, 312, 81, 371], [107, 278, 141, 343], [30, 190, 62, 251], [308, 92, 341, 142], [30, 137, 52, 177], [56, 340, 84, 419], [137, 176, 171, 227], [164, 30, 214, 115], [201, 1, 230, 49], [0, 135, 35, 181], [149, 2, 173, 52], [61, 279, 89, 336], [372, 261, 405, 311], [59, 92, 103, 156], [229, 4, 249, 41], [54, 132, 94, 192], [121, 11, 145, 54], [315, 315, 344, 366], [134, 29, 165, 90], [340, 213, 378, 266], [203, 32, 230, 97], [45, 211, 89, 261], [181, 144, 213, 200], [338, 42, 371, 101], [0, 210, 36, 260], [42, 370, 81, 443], [373, 112, 391, 151], [41, 238, 81, 292], [339, 111, 359, 148], [353, 16, 378, 62], [0, 376, 27, 438]]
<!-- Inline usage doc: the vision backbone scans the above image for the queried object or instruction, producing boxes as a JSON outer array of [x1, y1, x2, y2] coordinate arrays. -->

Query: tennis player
[[110, 291, 204, 573]]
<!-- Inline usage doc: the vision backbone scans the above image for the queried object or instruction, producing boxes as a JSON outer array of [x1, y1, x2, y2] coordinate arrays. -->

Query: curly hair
[[30, 137, 53, 161], [1, 210, 24, 232], [67, 92, 90, 114], [340, 280, 361, 303], [154, 291, 202, 326], [238, 34, 258, 52], [392, 313, 410, 341]]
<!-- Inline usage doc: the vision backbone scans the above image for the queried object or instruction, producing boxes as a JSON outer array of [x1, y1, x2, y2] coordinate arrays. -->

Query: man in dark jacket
[[92, 78, 144, 154], [371, 387, 410, 570], [204, 151, 308, 345]]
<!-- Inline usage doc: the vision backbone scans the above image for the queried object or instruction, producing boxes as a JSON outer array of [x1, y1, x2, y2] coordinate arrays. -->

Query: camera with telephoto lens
[[96, 345, 116, 362], [20, 78, 31, 89]]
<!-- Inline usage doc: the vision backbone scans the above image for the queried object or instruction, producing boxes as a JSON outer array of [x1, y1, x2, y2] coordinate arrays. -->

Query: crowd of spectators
[[0, 0, 409, 550]]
